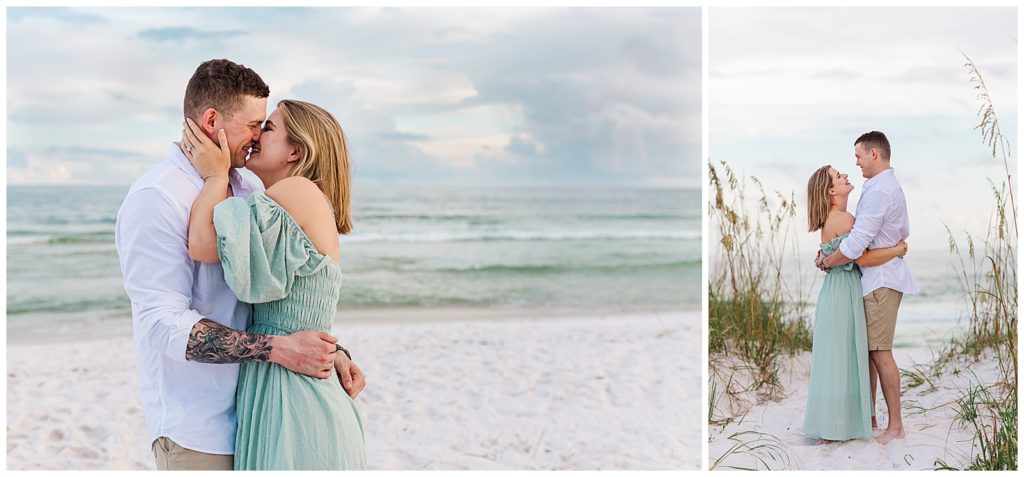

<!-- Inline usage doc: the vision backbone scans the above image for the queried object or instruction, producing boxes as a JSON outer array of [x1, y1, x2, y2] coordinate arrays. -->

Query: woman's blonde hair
[[278, 99, 353, 234], [806, 165, 833, 233]]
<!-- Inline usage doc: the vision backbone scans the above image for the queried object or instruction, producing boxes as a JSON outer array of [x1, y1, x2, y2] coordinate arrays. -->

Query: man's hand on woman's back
[[269, 330, 339, 379]]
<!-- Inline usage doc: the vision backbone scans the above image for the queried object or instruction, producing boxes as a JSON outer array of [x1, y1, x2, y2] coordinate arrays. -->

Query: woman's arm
[[855, 240, 908, 267], [188, 177, 229, 263], [182, 119, 232, 263]]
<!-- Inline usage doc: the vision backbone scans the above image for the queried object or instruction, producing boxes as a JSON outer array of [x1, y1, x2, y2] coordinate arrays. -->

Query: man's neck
[[868, 165, 892, 179]]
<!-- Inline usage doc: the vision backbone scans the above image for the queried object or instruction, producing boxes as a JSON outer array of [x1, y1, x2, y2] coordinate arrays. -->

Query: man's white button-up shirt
[[838, 168, 920, 297], [115, 143, 263, 454]]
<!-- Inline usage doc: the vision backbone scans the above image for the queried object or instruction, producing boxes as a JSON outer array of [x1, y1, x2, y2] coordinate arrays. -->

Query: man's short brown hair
[[855, 131, 891, 161], [183, 59, 269, 121]]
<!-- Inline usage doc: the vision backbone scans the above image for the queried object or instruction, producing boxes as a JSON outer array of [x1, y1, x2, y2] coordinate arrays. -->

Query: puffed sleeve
[[823, 233, 857, 272], [213, 192, 332, 303]]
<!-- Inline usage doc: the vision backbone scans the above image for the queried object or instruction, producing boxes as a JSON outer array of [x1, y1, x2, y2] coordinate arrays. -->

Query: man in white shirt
[[115, 59, 365, 470], [818, 131, 920, 444]]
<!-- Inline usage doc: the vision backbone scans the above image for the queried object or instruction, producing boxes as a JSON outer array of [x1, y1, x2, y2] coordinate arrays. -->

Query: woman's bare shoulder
[[266, 176, 315, 197], [264, 176, 339, 258], [822, 211, 855, 240], [828, 210, 855, 225], [266, 176, 328, 216]]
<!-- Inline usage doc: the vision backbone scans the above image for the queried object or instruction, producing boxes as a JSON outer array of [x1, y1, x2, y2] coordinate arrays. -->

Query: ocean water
[[824, 250, 984, 349], [7, 186, 701, 332], [710, 245, 985, 349]]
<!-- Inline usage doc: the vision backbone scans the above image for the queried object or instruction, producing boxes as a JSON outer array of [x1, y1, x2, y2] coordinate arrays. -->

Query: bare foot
[[875, 428, 905, 444], [819, 438, 837, 445]]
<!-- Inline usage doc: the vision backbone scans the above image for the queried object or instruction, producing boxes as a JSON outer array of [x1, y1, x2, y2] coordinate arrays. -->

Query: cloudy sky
[[710, 7, 1017, 251], [6, 7, 701, 188]]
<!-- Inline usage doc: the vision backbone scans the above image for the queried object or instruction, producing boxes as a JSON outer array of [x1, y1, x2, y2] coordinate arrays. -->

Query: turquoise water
[[716, 247, 986, 349], [7, 186, 701, 324]]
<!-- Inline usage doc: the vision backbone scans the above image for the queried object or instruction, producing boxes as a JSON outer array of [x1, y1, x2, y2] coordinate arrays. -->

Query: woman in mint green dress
[[803, 166, 907, 442], [183, 99, 366, 469]]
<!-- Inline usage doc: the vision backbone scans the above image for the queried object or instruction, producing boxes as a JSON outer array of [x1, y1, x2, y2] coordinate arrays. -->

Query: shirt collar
[[863, 167, 894, 191], [166, 141, 245, 190]]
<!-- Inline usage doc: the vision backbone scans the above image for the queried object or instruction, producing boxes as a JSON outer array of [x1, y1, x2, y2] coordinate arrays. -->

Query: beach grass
[[707, 161, 811, 468], [901, 365, 938, 393], [708, 161, 812, 398], [710, 430, 791, 471], [934, 378, 1018, 471], [930, 54, 1018, 471]]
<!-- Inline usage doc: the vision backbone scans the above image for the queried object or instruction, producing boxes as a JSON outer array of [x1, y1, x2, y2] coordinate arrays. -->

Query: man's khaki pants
[[152, 437, 233, 470]]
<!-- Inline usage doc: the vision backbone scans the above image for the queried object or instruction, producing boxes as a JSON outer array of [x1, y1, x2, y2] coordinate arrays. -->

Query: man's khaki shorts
[[152, 437, 232, 471], [864, 287, 903, 351]]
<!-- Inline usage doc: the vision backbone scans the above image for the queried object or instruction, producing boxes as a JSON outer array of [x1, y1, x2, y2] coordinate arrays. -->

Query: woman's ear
[[827, 186, 837, 196], [287, 144, 304, 164]]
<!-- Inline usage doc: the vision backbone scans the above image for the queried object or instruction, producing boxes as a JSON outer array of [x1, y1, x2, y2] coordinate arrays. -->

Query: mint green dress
[[214, 192, 366, 470], [802, 232, 872, 441]]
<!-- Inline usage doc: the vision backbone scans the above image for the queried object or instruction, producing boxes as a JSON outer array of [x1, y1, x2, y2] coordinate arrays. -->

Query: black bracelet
[[336, 343, 352, 360]]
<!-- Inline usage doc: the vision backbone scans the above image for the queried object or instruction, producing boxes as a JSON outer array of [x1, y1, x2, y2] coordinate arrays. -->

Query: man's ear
[[200, 108, 219, 137]]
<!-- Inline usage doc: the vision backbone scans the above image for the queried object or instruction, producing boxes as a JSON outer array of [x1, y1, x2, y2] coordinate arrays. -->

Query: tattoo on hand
[[185, 319, 273, 363]]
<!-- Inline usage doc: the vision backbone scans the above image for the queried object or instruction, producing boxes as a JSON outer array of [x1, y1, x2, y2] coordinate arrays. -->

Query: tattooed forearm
[[185, 319, 273, 364]]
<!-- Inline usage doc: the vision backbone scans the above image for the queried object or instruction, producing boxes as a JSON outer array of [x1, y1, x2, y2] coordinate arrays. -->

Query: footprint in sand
[[67, 446, 101, 460], [79, 424, 108, 440], [48, 429, 64, 441]]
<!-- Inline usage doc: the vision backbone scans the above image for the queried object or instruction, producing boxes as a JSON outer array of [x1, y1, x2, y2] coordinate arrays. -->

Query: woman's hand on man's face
[[181, 117, 232, 182]]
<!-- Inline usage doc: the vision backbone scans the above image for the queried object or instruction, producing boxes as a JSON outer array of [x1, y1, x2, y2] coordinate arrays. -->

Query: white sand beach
[[708, 348, 1007, 470], [7, 309, 700, 470]]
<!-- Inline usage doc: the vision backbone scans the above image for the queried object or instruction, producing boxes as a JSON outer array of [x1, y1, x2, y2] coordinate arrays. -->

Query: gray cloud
[[812, 68, 861, 81], [376, 132, 430, 142], [45, 146, 148, 161], [7, 145, 147, 165], [887, 65, 962, 83], [8, 7, 107, 24], [8, 147, 27, 167], [137, 27, 247, 43], [622, 34, 693, 78], [8, 7, 701, 187], [506, 134, 543, 157], [711, 67, 784, 79]]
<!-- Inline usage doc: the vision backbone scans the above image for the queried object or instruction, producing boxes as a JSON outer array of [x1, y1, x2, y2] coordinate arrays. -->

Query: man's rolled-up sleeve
[[838, 188, 888, 260], [116, 188, 205, 363]]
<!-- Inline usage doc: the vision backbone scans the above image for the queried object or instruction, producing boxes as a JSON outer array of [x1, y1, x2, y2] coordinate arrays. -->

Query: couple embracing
[[803, 131, 920, 445], [115, 59, 366, 470]]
